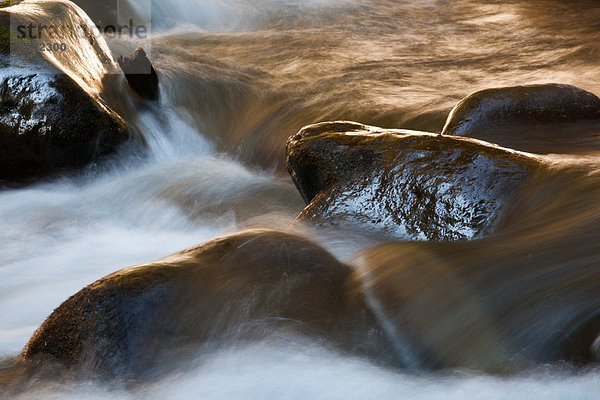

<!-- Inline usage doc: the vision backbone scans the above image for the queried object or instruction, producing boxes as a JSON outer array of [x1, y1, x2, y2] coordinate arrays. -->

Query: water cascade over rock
[[3, 0, 600, 397], [357, 213, 600, 372]]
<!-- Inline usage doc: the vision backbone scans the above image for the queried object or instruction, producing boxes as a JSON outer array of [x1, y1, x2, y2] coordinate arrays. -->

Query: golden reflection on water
[[120, 0, 600, 169]]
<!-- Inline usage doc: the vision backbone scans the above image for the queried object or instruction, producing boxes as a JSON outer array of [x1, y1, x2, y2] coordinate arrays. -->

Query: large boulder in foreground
[[441, 84, 600, 153], [0, 1, 129, 184], [22, 230, 392, 378], [287, 121, 539, 240]]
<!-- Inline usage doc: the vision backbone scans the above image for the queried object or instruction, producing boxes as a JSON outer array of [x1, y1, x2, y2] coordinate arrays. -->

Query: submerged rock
[[287, 121, 538, 240], [22, 230, 392, 378], [441, 84, 600, 153], [357, 217, 600, 372], [0, 1, 129, 184], [117, 47, 159, 100]]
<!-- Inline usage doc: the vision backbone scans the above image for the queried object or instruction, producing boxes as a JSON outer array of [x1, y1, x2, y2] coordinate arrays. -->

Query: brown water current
[[111, 0, 600, 169], [2, 0, 600, 398]]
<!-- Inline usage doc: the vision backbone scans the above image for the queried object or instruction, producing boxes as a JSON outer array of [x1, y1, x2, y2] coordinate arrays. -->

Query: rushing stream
[[2, 0, 600, 398]]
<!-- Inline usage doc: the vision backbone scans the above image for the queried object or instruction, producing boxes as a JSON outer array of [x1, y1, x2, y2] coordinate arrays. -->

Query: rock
[[0, 62, 128, 184], [21, 230, 393, 378], [441, 84, 600, 153], [287, 121, 538, 241], [357, 218, 600, 372], [0, 1, 129, 184], [117, 47, 159, 100]]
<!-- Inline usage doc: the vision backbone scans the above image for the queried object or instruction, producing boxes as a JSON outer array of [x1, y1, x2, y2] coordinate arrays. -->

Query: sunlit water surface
[[2, 0, 600, 398]]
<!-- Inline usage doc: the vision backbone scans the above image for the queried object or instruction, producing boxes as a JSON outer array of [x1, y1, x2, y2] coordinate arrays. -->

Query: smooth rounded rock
[[0, 2, 129, 184], [441, 84, 600, 153], [287, 121, 539, 240], [21, 230, 392, 378]]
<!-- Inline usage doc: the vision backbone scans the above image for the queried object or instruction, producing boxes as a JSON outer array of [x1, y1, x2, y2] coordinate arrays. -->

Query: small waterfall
[[3, 0, 600, 398]]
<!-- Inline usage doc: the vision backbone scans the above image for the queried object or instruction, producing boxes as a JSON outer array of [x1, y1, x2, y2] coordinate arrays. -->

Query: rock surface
[[0, 61, 128, 183], [22, 230, 392, 378], [441, 84, 600, 153], [0, 1, 129, 184], [117, 47, 159, 100], [287, 121, 539, 240]]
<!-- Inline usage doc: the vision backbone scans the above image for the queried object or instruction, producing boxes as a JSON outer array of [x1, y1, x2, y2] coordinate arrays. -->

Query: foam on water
[[9, 343, 600, 400], [0, 103, 301, 360], [3, 0, 600, 397]]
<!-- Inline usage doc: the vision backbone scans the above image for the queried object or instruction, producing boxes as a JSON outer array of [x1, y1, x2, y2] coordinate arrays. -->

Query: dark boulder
[[0, 2, 129, 185], [287, 121, 539, 240], [0, 64, 128, 184], [21, 230, 393, 378], [441, 84, 600, 153], [117, 47, 159, 100]]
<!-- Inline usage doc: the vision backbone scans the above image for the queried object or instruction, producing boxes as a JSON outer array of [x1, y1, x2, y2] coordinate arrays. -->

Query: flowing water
[[2, 0, 600, 398]]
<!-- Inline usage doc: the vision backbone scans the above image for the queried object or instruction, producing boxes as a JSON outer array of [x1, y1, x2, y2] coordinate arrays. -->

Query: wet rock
[[21, 230, 392, 378], [441, 84, 600, 153], [287, 121, 538, 240], [0, 63, 128, 184], [117, 47, 159, 100], [0, 3, 129, 184]]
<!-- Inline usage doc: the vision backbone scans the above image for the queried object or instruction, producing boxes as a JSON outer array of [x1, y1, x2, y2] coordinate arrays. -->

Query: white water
[[3, 0, 600, 398], [9, 344, 600, 400], [2, 100, 598, 400]]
